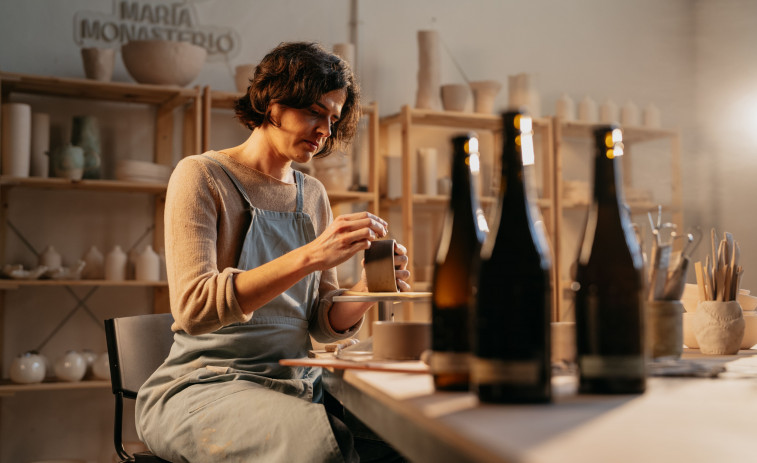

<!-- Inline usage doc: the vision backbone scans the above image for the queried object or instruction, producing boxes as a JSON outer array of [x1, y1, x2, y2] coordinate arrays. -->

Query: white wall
[[1, 0, 748, 461]]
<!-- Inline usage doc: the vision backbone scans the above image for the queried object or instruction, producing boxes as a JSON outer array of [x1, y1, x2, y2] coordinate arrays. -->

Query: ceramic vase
[[30, 112, 50, 177], [81, 245, 104, 279], [81, 47, 115, 82], [105, 245, 127, 281], [234, 64, 255, 93], [54, 350, 87, 382], [417, 147, 438, 195], [507, 73, 540, 117], [1, 103, 32, 177], [9, 351, 46, 384], [71, 115, 101, 179], [135, 245, 160, 281], [578, 96, 598, 122], [469, 80, 502, 114], [49, 144, 85, 180], [92, 352, 110, 380], [693, 300, 745, 355], [555, 94, 576, 120], [39, 245, 62, 270], [415, 30, 442, 110], [643, 103, 661, 128], [600, 99, 618, 123], [621, 100, 640, 126]]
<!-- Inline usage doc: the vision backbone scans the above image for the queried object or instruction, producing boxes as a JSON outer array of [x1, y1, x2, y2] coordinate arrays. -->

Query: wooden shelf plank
[[0, 279, 167, 290], [0, 378, 110, 396], [0, 71, 198, 107], [381, 107, 551, 132], [559, 120, 678, 143], [0, 176, 167, 194]]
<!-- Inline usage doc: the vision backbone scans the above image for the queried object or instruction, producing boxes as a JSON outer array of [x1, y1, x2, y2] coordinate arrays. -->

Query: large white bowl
[[122, 40, 206, 86], [681, 283, 757, 312]]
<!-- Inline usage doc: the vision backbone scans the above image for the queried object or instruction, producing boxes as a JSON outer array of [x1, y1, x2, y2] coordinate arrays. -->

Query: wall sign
[[73, 0, 241, 62]]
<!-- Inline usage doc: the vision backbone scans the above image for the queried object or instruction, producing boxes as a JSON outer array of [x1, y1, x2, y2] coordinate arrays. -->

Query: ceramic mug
[[364, 239, 398, 292]]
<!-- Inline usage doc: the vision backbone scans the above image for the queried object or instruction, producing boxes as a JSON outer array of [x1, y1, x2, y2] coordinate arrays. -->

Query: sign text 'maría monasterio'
[[74, 0, 240, 61]]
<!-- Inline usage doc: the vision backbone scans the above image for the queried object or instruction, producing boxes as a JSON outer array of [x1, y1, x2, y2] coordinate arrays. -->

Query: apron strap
[[202, 154, 254, 207], [293, 170, 304, 213]]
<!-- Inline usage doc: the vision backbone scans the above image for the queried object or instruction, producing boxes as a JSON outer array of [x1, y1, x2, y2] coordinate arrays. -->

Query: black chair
[[105, 313, 175, 463]]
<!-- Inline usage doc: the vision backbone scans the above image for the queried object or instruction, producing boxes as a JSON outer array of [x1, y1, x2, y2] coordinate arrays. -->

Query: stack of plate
[[115, 159, 172, 184]]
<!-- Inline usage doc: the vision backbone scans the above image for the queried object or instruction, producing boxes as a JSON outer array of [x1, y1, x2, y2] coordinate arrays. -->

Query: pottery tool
[[662, 228, 702, 300]]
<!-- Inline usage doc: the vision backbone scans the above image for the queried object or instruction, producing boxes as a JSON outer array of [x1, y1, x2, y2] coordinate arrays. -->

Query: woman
[[135, 42, 410, 462]]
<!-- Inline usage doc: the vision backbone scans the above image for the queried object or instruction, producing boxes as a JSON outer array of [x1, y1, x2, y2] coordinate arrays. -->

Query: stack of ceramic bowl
[[115, 159, 172, 184]]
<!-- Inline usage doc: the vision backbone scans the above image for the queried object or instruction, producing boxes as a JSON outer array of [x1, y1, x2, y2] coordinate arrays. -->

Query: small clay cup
[[364, 239, 398, 292], [373, 321, 431, 360], [81, 48, 115, 82], [646, 300, 683, 359]]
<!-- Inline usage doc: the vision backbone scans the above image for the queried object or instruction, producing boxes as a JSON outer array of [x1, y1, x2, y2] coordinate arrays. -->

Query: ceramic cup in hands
[[364, 239, 410, 292]]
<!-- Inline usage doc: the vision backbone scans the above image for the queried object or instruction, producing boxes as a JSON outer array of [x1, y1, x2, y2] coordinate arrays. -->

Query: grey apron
[[136, 157, 344, 463]]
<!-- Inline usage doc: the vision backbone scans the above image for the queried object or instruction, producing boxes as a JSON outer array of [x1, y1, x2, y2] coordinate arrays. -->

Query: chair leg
[[114, 393, 132, 462]]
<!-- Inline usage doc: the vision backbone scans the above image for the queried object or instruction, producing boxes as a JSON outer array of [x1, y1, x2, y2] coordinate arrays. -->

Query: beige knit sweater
[[164, 150, 357, 340]]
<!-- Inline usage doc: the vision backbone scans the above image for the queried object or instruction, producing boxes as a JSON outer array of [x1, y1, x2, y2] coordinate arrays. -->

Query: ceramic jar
[[1, 103, 32, 177], [555, 94, 576, 120], [507, 73, 540, 117], [693, 300, 745, 355], [49, 144, 85, 180], [92, 352, 110, 380], [105, 245, 127, 281], [578, 96, 597, 122], [440, 84, 469, 112], [81, 47, 115, 82], [71, 115, 101, 179], [39, 245, 62, 270], [54, 350, 87, 382], [81, 245, 104, 279], [135, 245, 160, 281], [9, 351, 46, 384]]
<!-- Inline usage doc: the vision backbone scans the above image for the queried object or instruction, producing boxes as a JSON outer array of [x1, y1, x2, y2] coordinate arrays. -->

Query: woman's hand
[[392, 241, 411, 292], [353, 240, 412, 292], [305, 211, 388, 271]]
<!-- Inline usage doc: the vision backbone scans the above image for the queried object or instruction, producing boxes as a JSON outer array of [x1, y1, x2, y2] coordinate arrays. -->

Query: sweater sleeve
[[308, 181, 364, 342], [164, 156, 250, 335]]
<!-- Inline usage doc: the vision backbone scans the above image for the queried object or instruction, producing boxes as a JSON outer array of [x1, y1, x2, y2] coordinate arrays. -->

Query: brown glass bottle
[[574, 125, 646, 394], [431, 133, 486, 391], [472, 111, 552, 403]]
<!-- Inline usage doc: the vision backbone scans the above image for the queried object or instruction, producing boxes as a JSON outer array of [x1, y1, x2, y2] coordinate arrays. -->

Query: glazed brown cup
[[364, 239, 398, 292]]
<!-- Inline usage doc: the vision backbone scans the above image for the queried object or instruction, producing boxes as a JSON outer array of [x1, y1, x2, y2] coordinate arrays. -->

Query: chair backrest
[[105, 313, 175, 399]]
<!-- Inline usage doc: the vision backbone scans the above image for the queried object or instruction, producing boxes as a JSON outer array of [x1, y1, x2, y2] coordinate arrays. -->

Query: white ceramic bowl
[[122, 40, 206, 86], [681, 283, 757, 312]]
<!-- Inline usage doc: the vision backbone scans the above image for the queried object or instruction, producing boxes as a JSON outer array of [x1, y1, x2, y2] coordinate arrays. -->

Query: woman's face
[[267, 88, 347, 165]]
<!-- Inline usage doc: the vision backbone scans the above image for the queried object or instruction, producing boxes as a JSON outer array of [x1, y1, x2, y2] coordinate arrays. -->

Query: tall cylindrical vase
[[71, 115, 101, 179], [30, 113, 50, 178], [1, 103, 32, 177], [416, 30, 441, 110]]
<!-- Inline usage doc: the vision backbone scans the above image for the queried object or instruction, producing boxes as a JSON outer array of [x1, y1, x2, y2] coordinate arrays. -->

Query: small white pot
[[9, 351, 46, 384]]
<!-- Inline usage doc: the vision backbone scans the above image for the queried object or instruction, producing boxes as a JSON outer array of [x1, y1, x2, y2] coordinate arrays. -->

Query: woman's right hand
[[306, 211, 388, 270]]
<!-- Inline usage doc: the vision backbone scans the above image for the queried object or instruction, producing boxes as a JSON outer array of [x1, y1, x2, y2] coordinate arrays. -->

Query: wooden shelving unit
[[0, 72, 200, 396], [552, 118, 683, 320], [379, 105, 557, 319]]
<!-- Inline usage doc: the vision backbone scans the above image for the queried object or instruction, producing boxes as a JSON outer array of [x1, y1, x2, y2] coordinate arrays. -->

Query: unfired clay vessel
[[364, 239, 398, 292], [441, 84, 469, 112], [693, 300, 745, 355], [122, 40, 206, 86], [469, 80, 502, 114], [416, 30, 442, 110], [81, 47, 115, 82]]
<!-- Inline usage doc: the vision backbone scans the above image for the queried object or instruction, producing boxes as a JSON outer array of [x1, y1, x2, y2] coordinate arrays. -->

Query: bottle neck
[[592, 150, 624, 208]]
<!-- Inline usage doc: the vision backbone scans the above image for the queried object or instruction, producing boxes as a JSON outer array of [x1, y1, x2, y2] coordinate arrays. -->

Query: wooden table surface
[[322, 349, 757, 463]]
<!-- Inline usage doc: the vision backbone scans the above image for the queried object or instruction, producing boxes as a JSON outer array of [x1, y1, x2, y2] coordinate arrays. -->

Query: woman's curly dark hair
[[233, 41, 361, 158]]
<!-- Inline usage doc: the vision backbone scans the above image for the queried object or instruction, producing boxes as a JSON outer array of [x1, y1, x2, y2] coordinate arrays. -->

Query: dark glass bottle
[[574, 125, 646, 394], [431, 132, 487, 391], [472, 110, 552, 403]]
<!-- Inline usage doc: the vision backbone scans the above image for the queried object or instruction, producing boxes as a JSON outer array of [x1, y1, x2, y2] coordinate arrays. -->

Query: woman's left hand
[[392, 242, 411, 292]]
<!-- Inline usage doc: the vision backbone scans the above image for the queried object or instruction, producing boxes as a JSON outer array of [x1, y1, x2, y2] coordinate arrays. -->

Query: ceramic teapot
[[48, 144, 85, 180], [9, 351, 46, 384], [54, 350, 87, 382]]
